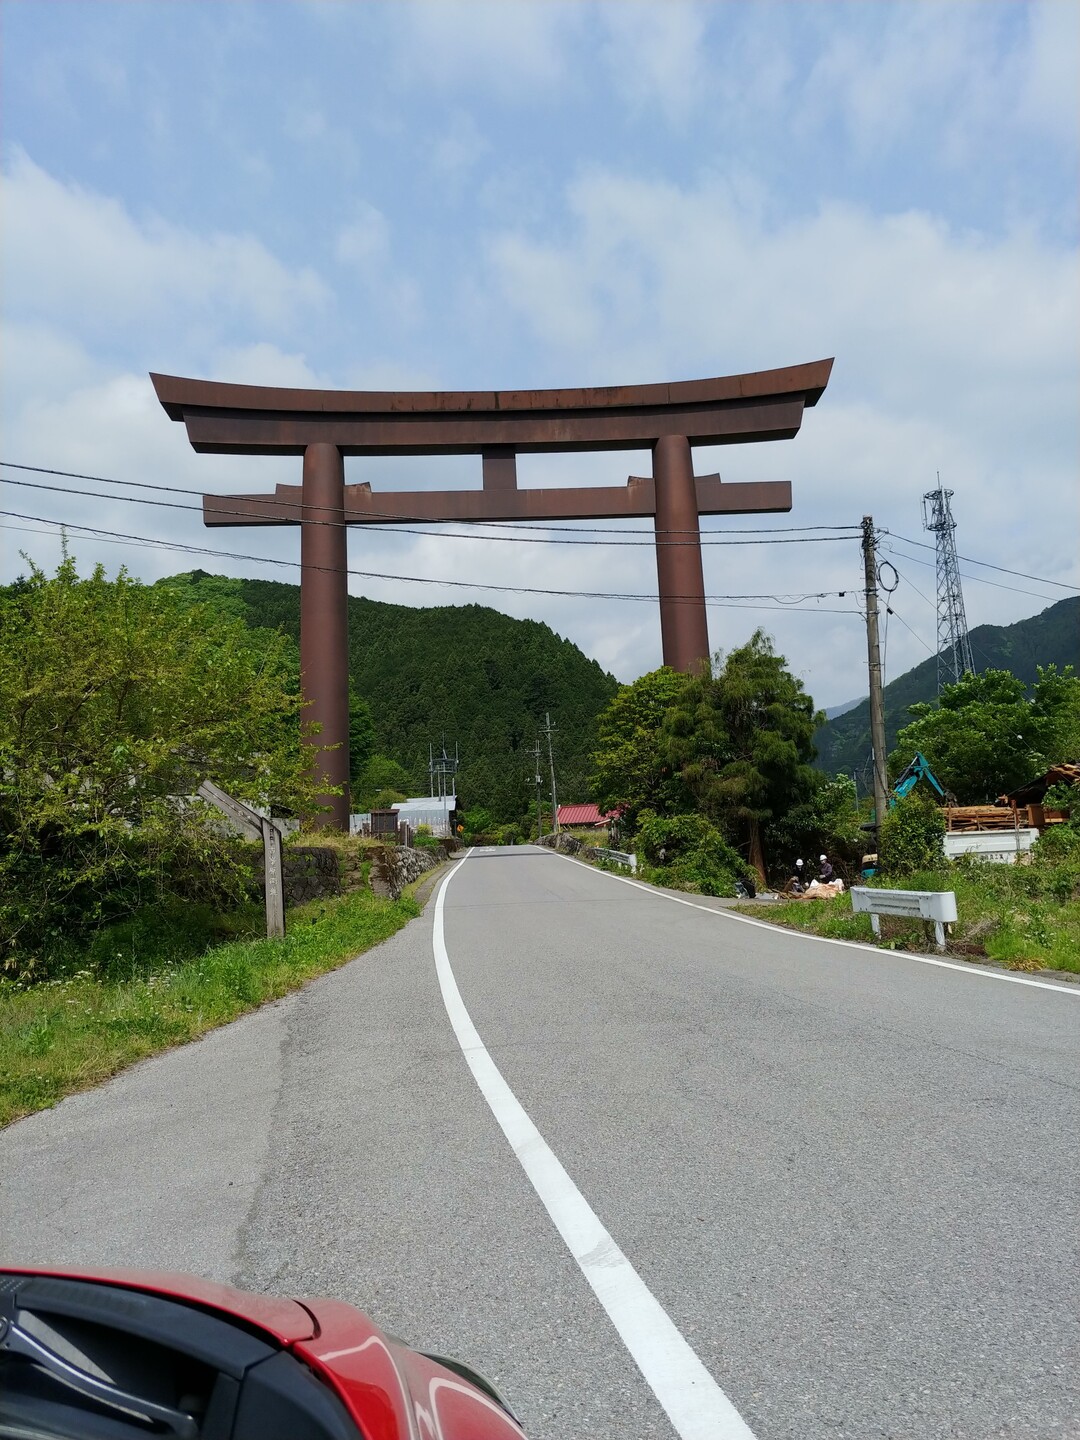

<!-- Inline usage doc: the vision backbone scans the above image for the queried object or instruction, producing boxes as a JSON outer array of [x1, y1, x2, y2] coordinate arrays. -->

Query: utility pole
[[542, 712, 560, 834], [532, 738, 544, 841], [862, 516, 889, 837]]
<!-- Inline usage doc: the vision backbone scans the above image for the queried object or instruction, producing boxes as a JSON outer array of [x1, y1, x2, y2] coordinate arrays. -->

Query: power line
[[0, 509, 864, 614], [881, 539, 1068, 604], [887, 529, 1079, 593], [881, 554, 937, 615], [886, 602, 936, 656], [0, 462, 860, 541]]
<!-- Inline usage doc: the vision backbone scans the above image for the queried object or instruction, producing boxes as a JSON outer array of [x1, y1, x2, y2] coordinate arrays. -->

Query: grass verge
[[734, 865, 1080, 976], [0, 887, 419, 1130]]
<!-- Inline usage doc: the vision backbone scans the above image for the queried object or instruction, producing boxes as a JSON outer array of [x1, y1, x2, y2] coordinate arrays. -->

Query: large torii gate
[[152, 358, 832, 828]]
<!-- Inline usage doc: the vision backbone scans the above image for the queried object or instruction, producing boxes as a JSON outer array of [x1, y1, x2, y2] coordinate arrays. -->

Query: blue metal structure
[[891, 752, 949, 805]]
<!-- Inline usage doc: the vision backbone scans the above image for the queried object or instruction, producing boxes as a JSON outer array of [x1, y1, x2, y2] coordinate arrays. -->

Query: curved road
[[2, 846, 1078, 1438]]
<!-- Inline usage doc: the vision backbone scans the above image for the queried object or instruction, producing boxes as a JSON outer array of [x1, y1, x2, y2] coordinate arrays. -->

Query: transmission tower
[[922, 480, 975, 691]]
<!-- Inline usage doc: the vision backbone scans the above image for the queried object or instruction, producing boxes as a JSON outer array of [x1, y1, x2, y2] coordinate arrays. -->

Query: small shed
[[557, 803, 618, 829], [392, 795, 458, 838], [996, 762, 1078, 813]]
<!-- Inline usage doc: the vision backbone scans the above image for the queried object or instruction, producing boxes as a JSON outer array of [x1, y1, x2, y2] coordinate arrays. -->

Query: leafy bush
[[0, 556, 321, 980], [462, 807, 495, 835], [1028, 822, 1080, 903], [1042, 781, 1079, 815], [635, 811, 755, 896], [878, 794, 945, 876], [765, 772, 865, 879]]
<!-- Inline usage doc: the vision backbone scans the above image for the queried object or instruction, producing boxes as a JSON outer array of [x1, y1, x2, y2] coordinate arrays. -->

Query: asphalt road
[[2, 846, 1078, 1439]]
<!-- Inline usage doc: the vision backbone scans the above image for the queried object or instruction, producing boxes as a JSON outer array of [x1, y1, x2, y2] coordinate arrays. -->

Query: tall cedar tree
[[660, 631, 821, 881], [589, 667, 690, 830]]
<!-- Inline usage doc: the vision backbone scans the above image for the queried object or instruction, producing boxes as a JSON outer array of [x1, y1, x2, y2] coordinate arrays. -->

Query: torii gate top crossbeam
[[150, 359, 833, 457]]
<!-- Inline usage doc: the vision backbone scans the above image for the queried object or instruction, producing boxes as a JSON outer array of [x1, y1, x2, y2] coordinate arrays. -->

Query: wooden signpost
[[197, 779, 285, 939]]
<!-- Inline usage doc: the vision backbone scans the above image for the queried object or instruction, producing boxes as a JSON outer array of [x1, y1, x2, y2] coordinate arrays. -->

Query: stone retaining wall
[[282, 846, 342, 906], [538, 832, 601, 860], [370, 844, 440, 900]]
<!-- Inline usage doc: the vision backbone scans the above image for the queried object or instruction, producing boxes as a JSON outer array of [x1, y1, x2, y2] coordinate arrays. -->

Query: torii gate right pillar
[[654, 434, 710, 674]]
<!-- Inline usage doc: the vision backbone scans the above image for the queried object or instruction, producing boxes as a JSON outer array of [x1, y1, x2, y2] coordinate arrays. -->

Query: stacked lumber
[[946, 806, 1025, 832]]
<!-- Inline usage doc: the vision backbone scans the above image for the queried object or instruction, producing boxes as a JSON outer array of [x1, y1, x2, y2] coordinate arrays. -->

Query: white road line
[[433, 853, 757, 1440], [550, 851, 1080, 997]]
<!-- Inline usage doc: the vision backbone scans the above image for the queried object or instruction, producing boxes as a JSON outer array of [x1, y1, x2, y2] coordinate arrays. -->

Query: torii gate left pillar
[[152, 359, 832, 829], [300, 443, 350, 829]]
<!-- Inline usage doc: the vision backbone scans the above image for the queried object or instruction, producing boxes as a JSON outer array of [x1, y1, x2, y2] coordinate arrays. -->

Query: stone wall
[[369, 844, 439, 900], [538, 832, 598, 859], [282, 846, 342, 906]]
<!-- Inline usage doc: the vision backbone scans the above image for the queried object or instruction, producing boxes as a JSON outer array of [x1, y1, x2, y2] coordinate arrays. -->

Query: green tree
[[878, 792, 945, 876], [353, 755, 414, 812], [765, 771, 865, 877], [589, 667, 690, 830], [348, 692, 376, 787], [660, 631, 821, 881], [0, 555, 323, 974], [634, 810, 755, 896], [891, 666, 1080, 802]]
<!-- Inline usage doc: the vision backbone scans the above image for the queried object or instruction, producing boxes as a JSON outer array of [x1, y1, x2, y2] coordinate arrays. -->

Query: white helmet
[[795, 858, 803, 867], [820, 854, 827, 862]]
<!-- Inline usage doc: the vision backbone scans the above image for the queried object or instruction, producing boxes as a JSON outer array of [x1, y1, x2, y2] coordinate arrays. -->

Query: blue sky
[[2, 0, 1078, 712]]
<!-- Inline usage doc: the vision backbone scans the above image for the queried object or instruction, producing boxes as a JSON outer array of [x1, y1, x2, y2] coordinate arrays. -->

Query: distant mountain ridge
[[158, 571, 619, 821], [814, 596, 1080, 779]]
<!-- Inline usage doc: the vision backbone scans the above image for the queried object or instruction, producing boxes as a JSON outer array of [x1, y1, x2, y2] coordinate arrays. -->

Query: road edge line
[[432, 855, 757, 1440], [548, 851, 1079, 997]]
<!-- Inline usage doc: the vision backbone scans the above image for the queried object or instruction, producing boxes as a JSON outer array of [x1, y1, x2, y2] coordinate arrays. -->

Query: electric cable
[[0, 462, 860, 542], [886, 529, 1079, 592], [0, 509, 864, 613], [880, 538, 1068, 604], [887, 603, 936, 656]]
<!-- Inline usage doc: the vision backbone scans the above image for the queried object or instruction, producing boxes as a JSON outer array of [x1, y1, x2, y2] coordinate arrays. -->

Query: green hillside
[[157, 572, 619, 820], [815, 596, 1080, 780]]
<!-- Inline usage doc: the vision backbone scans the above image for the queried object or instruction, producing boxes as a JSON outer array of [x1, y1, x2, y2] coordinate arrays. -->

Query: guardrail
[[850, 886, 957, 952], [593, 847, 637, 875]]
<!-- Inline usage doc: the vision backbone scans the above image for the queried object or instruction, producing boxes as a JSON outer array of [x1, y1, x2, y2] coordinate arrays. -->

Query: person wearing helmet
[[790, 857, 805, 893], [818, 853, 834, 883]]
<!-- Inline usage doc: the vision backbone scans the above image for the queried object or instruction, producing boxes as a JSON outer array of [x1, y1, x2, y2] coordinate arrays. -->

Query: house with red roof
[[556, 803, 619, 829]]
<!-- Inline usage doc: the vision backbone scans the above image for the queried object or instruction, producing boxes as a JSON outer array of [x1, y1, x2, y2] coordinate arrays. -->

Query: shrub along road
[[1, 847, 1077, 1439]]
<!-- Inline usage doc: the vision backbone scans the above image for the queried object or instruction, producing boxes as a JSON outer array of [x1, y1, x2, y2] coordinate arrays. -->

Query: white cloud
[[1016, 0, 1080, 147], [791, 0, 1079, 169], [334, 203, 391, 266], [0, 149, 330, 342], [475, 165, 1078, 698], [392, 0, 584, 97], [332, 202, 423, 330], [597, 2, 708, 126], [429, 109, 489, 179]]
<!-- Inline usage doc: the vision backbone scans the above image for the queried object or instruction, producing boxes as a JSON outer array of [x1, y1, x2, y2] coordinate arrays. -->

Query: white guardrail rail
[[850, 886, 957, 952], [593, 847, 638, 874]]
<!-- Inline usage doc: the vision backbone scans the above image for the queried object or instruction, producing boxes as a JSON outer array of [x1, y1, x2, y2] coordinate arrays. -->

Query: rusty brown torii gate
[[152, 358, 832, 828]]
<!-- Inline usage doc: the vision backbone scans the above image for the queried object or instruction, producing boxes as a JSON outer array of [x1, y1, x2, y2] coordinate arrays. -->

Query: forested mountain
[[815, 596, 1080, 780], [157, 572, 619, 820]]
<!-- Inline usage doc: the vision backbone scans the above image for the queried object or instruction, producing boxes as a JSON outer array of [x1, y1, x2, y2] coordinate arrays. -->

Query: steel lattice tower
[[922, 483, 975, 691]]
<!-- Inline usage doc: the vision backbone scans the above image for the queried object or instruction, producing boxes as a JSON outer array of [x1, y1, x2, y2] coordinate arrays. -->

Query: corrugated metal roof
[[393, 795, 457, 816], [557, 803, 615, 826]]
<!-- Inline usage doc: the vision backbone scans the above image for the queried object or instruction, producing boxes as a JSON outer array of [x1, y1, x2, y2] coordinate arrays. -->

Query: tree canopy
[[660, 631, 822, 879], [589, 666, 690, 830], [890, 665, 1080, 802], [0, 556, 323, 971]]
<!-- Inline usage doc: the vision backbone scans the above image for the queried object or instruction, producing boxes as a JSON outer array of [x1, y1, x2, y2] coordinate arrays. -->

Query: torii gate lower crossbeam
[[153, 359, 832, 828]]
